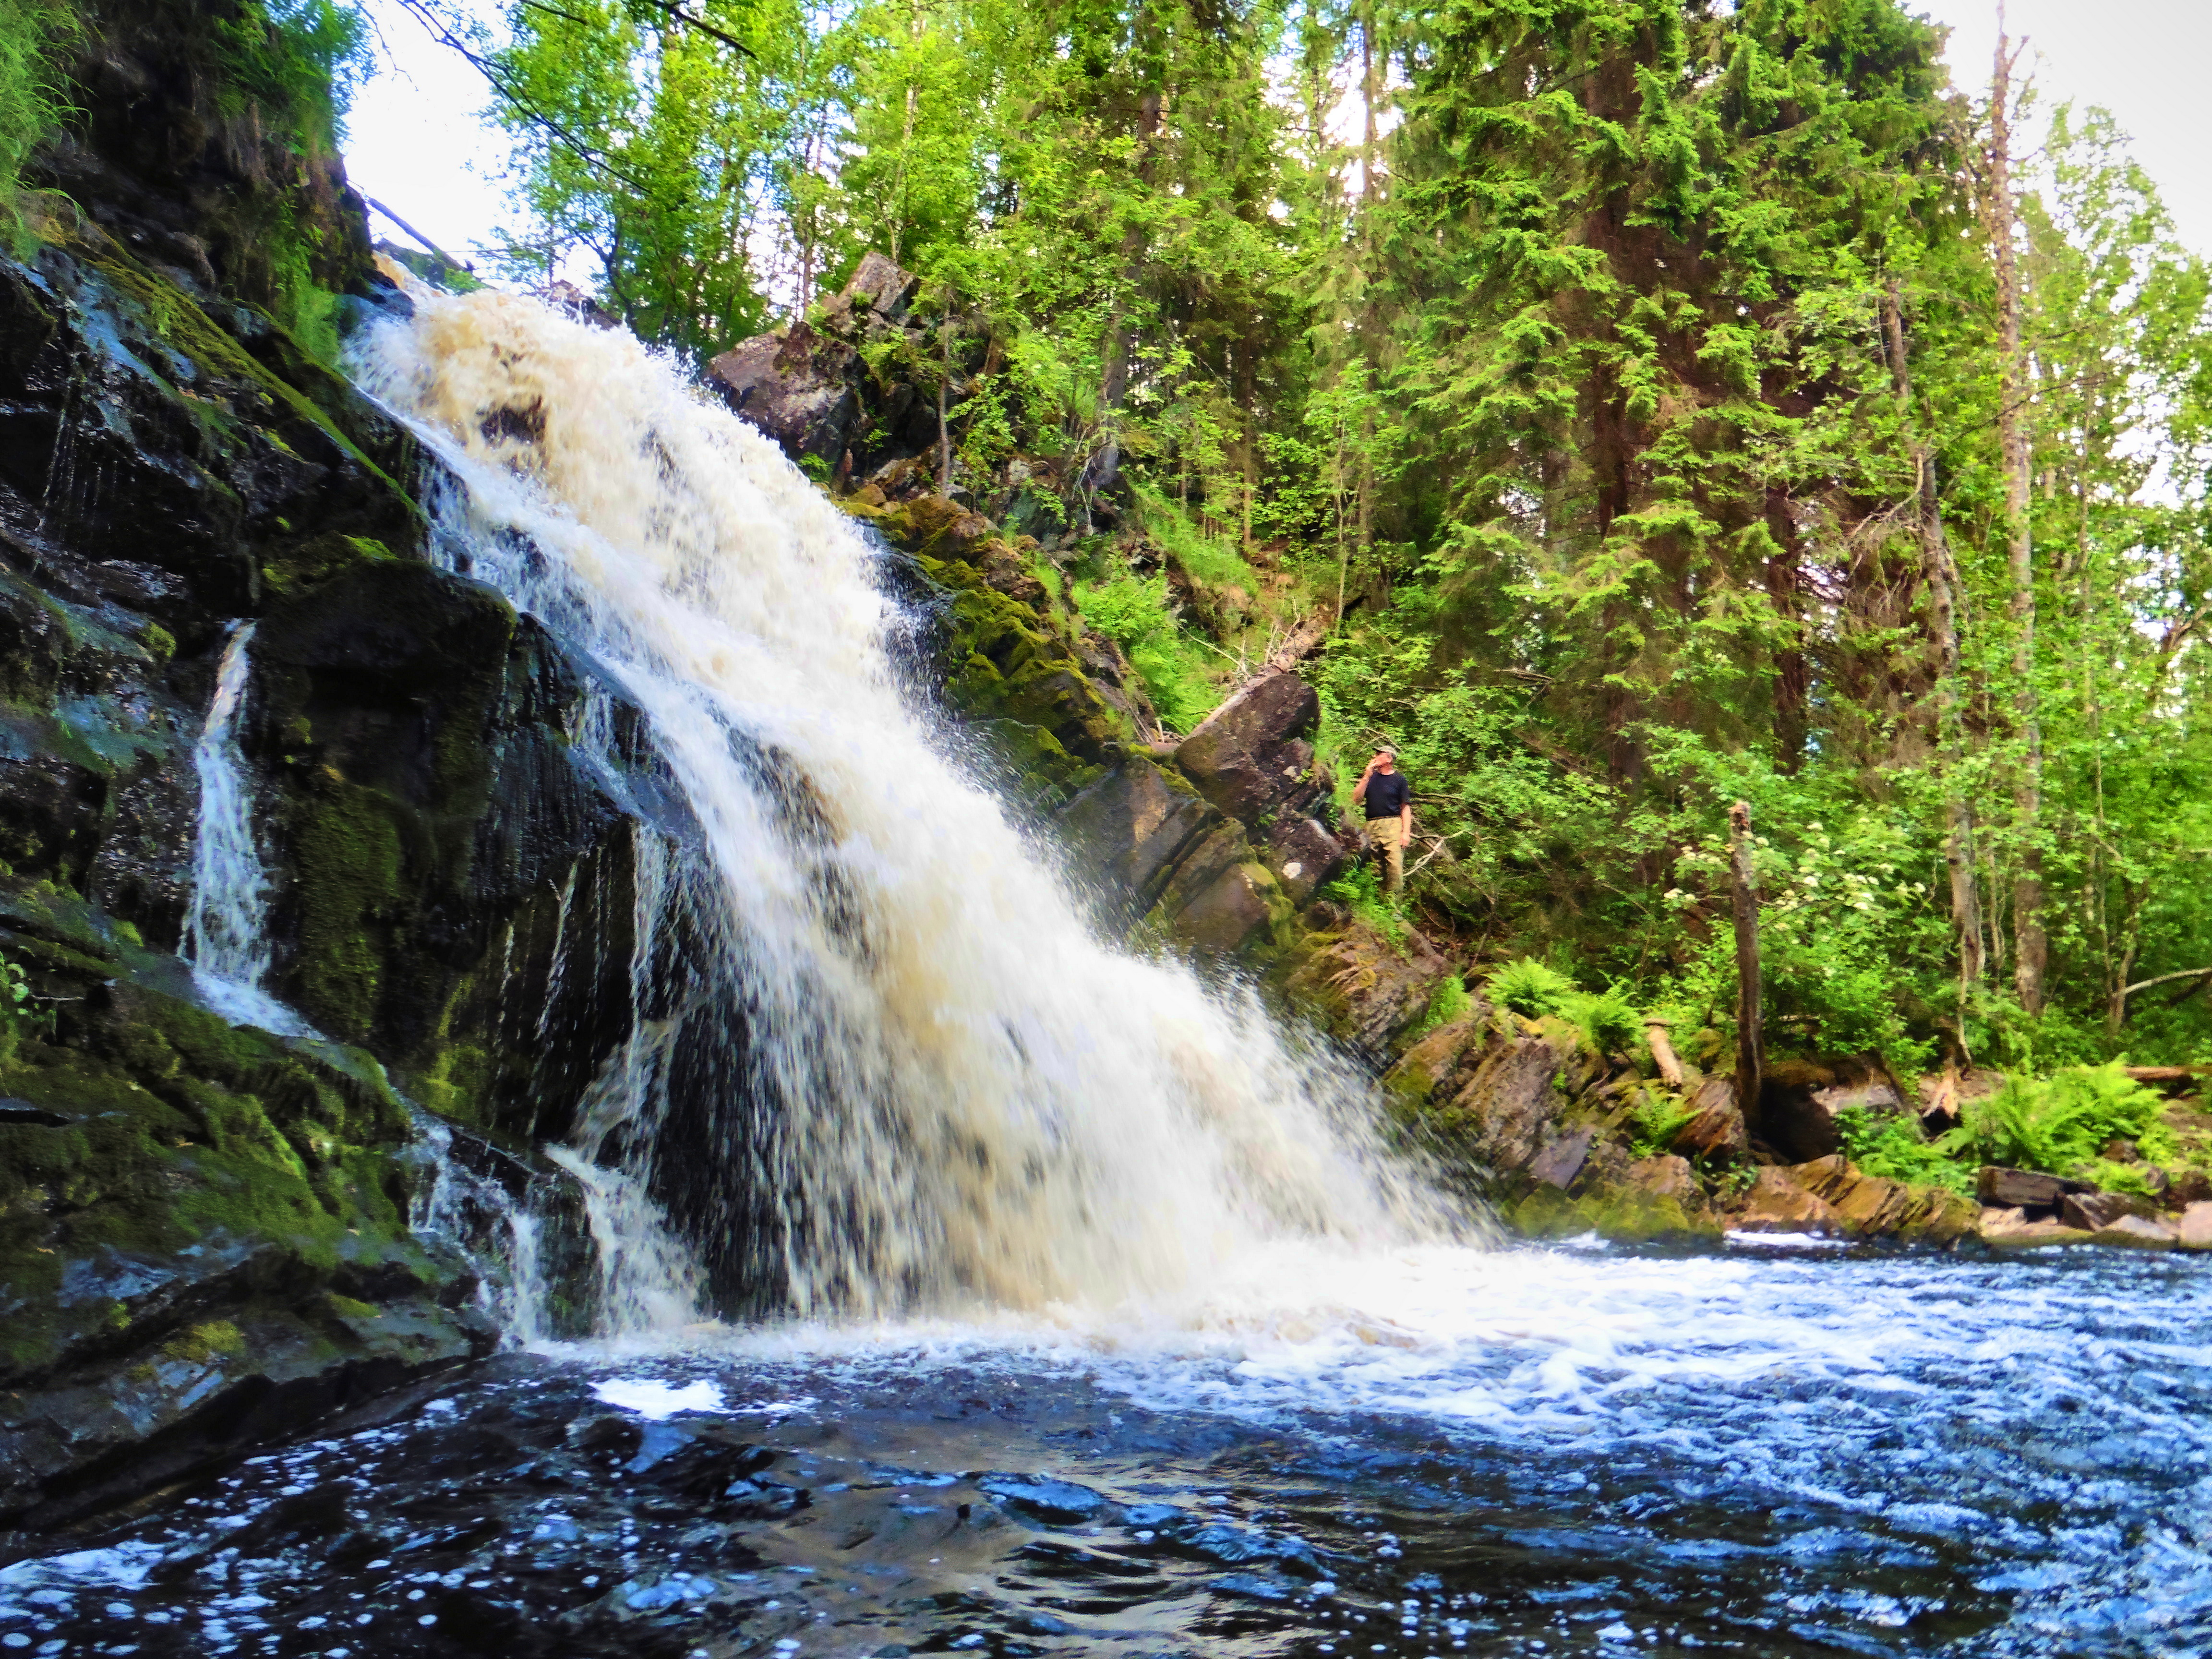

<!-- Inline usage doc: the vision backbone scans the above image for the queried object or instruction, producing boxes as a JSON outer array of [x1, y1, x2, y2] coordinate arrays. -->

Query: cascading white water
[[180, 622, 309, 1037], [353, 289, 1455, 1325]]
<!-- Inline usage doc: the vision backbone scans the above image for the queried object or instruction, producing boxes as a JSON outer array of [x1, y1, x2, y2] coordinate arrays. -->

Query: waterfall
[[353, 290, 1447, 1326], [180, 622, 308, 1037]]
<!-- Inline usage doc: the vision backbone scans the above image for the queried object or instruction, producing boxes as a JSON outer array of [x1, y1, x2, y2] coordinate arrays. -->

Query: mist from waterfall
[[352, 288, 1453, 1330]]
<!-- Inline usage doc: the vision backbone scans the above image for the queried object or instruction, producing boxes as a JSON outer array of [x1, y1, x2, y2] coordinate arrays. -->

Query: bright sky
[[340, 0, 2212, 276]]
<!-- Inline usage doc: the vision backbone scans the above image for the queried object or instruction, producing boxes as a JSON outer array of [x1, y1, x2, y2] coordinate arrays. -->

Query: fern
[[1484, 957, 1574, 1020], [1834, 1104, 1973, 1195], [1944, 1063, 2172, 1179], [1560, 985, 1641, 1055], [1627, 1093, 1697, 1159]]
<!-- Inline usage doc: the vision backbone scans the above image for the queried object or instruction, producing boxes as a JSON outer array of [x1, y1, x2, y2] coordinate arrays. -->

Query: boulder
[[1782, 1156, 1978, 1245], [705, 320, 862, 466], [1732, 1166, 1843, 1235], [2178, 1202, 2212, 1250], [1057, 760, 1220, 922], [1671, 1074, 1747, 1161], [1434, 1036, 1571, 1178], [834, 249, 921, 321], [2092, 1213, 2179, 1250], [1278, 918, 1455, 1056], [1528, 1128, 1595, 1190], [1261, 814, 1349, 905], [706, 254, 929, 475], [1514, 1150, 1720, 1243], [2060, 1190, 2157, 1233], [1625, 1154, 1710, 1220], [1172, 860, 1289, 956], [1382, 1015, 1489, 1115], [1173, 670, 1321, 823], [1981, 1209, 2094, 1247], [1977, 1166, 2095, 1213]]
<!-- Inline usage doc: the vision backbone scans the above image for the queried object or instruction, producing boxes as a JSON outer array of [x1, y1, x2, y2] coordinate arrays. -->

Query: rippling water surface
[[10, 1238, 2212, 1658]]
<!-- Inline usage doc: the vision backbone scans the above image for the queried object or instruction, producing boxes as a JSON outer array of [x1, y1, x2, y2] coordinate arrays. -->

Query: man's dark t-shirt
[[1361, 770, 1410, 820]]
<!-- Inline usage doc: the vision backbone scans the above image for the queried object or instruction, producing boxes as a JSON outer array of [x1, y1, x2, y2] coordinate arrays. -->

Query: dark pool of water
[[7, 1240, 2210, 1658]]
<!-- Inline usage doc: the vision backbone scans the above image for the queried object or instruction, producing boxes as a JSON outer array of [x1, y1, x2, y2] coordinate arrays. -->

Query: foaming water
[[351, 288, 1449, 1325], [15, 1244, 2211, 1657]]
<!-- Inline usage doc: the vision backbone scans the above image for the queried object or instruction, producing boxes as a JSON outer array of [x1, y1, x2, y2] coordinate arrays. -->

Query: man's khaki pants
[[1369, 816, 1406, 893]]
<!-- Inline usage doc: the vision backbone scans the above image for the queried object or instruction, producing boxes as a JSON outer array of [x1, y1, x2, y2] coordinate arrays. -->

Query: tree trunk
[[1881, 280, 1984, 991], [1989, 16, 2047, 1013], [1728, 801, 1763, 1129], [1082, 86, 1165, 501]]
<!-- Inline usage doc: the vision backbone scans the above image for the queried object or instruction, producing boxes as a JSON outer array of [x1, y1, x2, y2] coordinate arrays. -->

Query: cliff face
[[0, 212, 680, 1524]]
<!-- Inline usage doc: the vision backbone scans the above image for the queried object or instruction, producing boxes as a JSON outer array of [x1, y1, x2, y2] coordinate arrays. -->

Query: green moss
[[417, 1037, 492, 1129], [261, 532, 397, 597], [291, 777, 404, 1041], [162, 1320, 246, 1364], [1510, 1182, 1717, 1245], [68, 235, 415, 516]]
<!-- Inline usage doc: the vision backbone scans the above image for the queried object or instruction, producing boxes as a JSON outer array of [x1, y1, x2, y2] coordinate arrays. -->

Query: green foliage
[[444, 0, 2212, 1072], [1412, 972, 1470, 1040], [1070, 569, 1220, 732], [1319, 859, 1407, 952], [1945, 1063, 2175, 1179], [1560, 986, 1642, 1058], [0, 0, 74, 251], [1627, 1093, 1697, 1160], [0, 943, 44, 1058], [1485, 957, 1574, 1021], [1834, 1105, 1973, 1196]]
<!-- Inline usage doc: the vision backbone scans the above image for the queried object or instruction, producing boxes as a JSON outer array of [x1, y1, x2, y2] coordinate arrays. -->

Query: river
[[8, 1239, 2211, 1655]]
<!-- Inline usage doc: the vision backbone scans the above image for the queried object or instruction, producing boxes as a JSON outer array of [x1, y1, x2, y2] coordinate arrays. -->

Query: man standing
[[1353, 746, 1413, 894]]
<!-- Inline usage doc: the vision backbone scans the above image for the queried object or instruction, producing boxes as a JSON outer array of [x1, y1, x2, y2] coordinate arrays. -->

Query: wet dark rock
[[978, 1474, 1117, 1526], [1173, 669, 1322, 824], [0, 209, 677, 1515], [1057, 758, 1220, 921]]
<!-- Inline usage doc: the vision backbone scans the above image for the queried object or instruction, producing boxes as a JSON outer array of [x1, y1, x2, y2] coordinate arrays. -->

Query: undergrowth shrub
[[1485, 957, 1573, 1019], [1834, 1104, 1973, 1195], [1561, 985, 1640, 1055], [1627, 1092, 1697, 1159], [1943, 1063, 2174, 1178], [0, 0, 74, 252], [1319, 860, 1406, 951], [1072, 569, 1220, 731], [1412, 972, 1470, 1038]]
